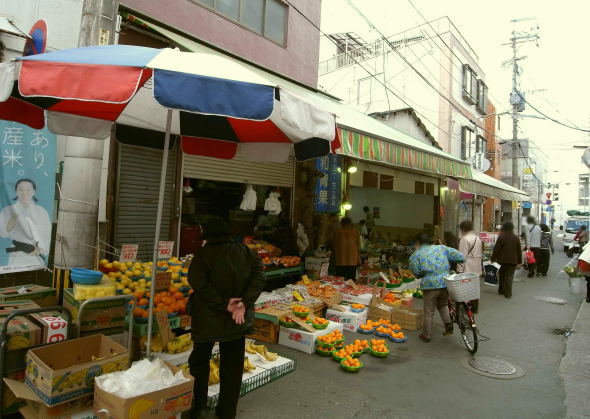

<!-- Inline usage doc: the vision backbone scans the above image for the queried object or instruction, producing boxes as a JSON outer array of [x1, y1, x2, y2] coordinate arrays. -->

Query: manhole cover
[[462, 356, 525, 380], [469, 357, 516, 375]]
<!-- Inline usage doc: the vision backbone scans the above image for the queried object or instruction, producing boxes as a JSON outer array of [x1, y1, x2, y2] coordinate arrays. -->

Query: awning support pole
[[146, 108, 173, 358]]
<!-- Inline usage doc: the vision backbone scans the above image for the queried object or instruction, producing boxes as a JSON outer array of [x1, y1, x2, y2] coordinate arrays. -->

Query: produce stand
[[0, 306, 73, 417]]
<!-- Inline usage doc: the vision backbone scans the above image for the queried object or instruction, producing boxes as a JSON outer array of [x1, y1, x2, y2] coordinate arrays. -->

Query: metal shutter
[[113, 144, 177, 261], [183, 150, 294, 187]]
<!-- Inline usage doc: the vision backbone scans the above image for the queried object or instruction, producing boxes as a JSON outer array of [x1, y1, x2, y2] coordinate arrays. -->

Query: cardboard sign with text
[[37, 315, 68, 343], [155, 272, 172, 293], [155, 311, 172, 346], [158, 241, 175, 259], [119, 244, 138, 262]]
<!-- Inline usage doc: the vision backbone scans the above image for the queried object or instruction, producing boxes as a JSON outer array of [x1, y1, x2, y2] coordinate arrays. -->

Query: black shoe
[[542, 275, 547, 277], [505, 295, 511, 299], [443, 324, 454, 336], [419, 334, 431, 343]]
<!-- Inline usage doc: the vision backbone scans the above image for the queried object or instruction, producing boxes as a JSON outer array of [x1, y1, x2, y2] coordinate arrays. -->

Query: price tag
[[181, 315, 191, 328], [119, 244, 138, 262], [301, 275, 311, 285], [155, 272, 172, 292], [158, 241, 175, 259], [292, 290, 305, 302], [38, 316, 67, 343]]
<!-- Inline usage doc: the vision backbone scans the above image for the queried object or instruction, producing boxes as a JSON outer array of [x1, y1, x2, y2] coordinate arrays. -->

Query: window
[[363, 171, 378, 188], [477, 80, 487, 114], [379, 174, 393, 190], [357, 77, 372, 105], [579, 174, 590, 207], [462, 64, 477, 104], [461, 126, 474, 160], [195, 0, 288, 45], [476, 135, 487, 154], [415, 181, 425, 194]]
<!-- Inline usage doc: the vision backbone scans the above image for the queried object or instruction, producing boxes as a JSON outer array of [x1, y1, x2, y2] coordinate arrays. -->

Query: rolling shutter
[[113, 143, 178, 261], [183, 149, 294, 187]]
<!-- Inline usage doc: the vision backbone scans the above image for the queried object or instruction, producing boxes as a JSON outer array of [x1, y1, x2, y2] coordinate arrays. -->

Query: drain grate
[[462, 356, 525, 380]]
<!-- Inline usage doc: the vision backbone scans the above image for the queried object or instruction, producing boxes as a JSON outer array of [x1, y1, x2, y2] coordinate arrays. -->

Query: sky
[[320, 0, 590, 215]]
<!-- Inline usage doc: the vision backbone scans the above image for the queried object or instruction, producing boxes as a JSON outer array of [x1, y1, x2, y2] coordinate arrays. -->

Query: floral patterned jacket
[[409, 245, 465, 290]]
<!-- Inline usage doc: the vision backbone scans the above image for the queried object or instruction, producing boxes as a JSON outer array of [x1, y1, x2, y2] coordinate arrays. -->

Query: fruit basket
[[340, 358, 363, 372], [312, 322, 328, 330], [357, 327, 374, 334], [279, 319, 297, 328], [315, 346, 334, 357], [332, 350, 348, 362], [315, 339, 335, 349], [390, 332, 407, 343], [292, 305, 310, 318]]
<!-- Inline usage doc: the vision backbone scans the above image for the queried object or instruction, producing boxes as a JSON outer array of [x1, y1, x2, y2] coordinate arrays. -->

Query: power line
[[518, 93, 590, 132]]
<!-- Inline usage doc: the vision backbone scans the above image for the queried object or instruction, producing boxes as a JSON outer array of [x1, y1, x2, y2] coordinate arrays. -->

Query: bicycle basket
[[444, 272, 480, 302]]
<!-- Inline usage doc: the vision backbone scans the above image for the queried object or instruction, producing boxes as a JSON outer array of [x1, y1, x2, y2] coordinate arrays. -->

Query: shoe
[[419, 334, 431, 343], [537, 273, 542, 277], [505, 295, 511, 299], [443, 324, 454, 336]]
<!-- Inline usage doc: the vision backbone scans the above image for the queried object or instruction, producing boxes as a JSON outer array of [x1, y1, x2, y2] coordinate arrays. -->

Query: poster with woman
[[0, 121, 56, 273]]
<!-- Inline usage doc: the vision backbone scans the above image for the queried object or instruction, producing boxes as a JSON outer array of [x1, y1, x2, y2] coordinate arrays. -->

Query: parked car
[[561, 216, 590, 252]]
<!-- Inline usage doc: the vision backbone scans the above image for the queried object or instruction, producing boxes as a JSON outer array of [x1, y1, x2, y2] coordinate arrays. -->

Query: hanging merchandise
[[182, 178, 193, 194], [264, 191, 282, 216], [239, 184, 257, 211], [296, 223, 309, 256]]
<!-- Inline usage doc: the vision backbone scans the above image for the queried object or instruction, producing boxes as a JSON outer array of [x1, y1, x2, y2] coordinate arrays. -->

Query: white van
[[562, 216, 590, 252]]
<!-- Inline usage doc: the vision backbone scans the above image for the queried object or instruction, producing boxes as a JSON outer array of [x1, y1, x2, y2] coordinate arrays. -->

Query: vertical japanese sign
[[0, 121, 56, 273], [314, 154, 341, 213]]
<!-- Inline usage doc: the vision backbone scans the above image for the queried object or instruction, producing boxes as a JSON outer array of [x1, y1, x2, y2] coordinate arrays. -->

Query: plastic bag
[[569, 277, 584, 294], [483, 261, 499, 286], [95, 358, 189, 398]]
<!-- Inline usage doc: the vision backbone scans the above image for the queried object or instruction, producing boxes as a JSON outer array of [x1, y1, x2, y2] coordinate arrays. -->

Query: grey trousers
[[422, 288, 451, 339]]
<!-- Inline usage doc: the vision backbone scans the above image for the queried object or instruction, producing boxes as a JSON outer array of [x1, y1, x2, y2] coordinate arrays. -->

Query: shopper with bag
[[188, 217, 266, 419], [537, 224, 554, 277], [524, 216, 542, 277], [457, 220, 483, 313], [409, 233, 465, 343], [491, 222, 522, 299], [576, 243, 590, 302]]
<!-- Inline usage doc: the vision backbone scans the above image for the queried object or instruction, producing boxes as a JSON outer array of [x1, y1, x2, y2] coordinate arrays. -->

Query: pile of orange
[[343, 342, 364, 355], [391, 331, 405, 339], [133, 307, 150, 319], [317, 330, 343, 345], [359, 323, 374, 331], [353, 339, 369, 350], [372, 342, 389, 353], [282, 315, 296, 323], [153, 288, 188, 315], [342, 356, 362, 368], [292, 305, 309, 313], [383, 292, 398, 303], [351, 303, 365, 309], [333, 348, 349, 358], [312, 317, 328, 325], [371, 339, 387, 347], [376, 326, 393, 334], [375, 318, 391, 326]]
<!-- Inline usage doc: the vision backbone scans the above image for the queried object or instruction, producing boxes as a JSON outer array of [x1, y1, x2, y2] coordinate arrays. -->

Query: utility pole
[[506, 18, 539, 232], [54, 0, 119, 269]]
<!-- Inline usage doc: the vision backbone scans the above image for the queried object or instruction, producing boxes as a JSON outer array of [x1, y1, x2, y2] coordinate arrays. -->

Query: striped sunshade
[[0, 45, 339, 162]]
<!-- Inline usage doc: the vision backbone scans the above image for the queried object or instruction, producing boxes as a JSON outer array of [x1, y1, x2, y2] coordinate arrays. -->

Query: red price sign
[[119, 244, 138, 262], [39, 316, 67, 343], [158, 241, 174, 259]]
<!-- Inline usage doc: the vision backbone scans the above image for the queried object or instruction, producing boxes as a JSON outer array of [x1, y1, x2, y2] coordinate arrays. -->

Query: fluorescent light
[[342, 202, 352, 211]]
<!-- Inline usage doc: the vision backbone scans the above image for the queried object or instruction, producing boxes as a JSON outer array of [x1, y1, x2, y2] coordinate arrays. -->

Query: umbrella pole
[[146, 109, 173, 358]]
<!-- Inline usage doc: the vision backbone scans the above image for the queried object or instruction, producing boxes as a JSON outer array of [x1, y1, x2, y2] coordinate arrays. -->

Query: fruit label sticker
[[119, 244, 138, 262], [292, 290, 304, 302], [158, 241, 174, 259], [155, 272, 171, 293], [38, 316, 67, 343]]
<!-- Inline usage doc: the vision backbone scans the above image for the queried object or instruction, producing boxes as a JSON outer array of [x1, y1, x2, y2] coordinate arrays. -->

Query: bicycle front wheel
[[457, 302, 478, 354]]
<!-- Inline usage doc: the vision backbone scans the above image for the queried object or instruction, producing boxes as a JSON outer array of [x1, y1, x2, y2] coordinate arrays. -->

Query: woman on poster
[[0, 179, 51, 267]]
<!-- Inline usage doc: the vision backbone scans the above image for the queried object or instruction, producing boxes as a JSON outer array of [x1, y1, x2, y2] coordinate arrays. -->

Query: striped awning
[[339, 128, 473, 179]]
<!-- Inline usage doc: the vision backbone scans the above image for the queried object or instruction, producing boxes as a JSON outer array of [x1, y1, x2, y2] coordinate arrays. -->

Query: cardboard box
[[4, 380, 95, 419], [341, 293, 373, 306], [2, 370, 26, 414], [63, 289, 126, 332], [25, 335, 129, 406], [0, 315, 41, 350], [30, 313, 68, 344], [304, 257, 330, 278], [130, 315, 181, 337], [93, 363, 193, 419], [278, 321, 343, 354], [326, 306, 368, 332], [0, 300, 40, 317], [0, 285, 56, 307], [390, 306, 424, 331]]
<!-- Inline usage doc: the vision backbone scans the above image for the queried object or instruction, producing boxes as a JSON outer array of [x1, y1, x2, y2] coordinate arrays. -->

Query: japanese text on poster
[[314, 154, 341, 213], [0, 121, 56, 274]]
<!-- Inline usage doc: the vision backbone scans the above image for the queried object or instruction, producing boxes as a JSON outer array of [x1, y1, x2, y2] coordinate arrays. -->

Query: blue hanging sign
[[314, 154, 341, 213], [522, 201, 532, 209], [0, 121, 56, 273]]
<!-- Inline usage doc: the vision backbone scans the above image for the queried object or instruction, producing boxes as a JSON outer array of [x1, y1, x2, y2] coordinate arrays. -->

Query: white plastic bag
[[569, 277, 584, 294]]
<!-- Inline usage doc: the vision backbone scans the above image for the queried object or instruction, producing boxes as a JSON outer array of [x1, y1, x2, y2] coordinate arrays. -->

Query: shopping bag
[[483, 262, 499, 286], [525, 250, 536, 265]]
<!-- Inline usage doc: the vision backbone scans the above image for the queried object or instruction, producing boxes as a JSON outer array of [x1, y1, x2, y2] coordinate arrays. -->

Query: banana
[[243, 356, 256, 372], [262, 347, 278, 362], [7, 335, 31, 350], [208, 359, 220, 385], [245, 342, 258, 354]]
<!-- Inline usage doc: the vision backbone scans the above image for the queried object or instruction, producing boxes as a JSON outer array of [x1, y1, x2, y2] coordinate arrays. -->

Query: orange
[[141, 311, 149, 319], [174, 292, 184, 300], [138, 298, 149, 306], [169, 286, 177, 294], [133, 307, 144, 317]]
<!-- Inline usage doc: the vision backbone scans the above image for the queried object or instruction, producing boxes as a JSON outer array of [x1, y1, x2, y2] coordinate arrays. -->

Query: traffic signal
[[554, 193, 559, 201]]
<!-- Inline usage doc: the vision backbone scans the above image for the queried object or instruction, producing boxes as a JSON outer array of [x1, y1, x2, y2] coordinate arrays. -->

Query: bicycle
[[447, 297, 478, 354]]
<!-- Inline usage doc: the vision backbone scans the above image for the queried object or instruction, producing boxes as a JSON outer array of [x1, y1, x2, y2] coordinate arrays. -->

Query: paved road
[[237, 243, 583, 419]]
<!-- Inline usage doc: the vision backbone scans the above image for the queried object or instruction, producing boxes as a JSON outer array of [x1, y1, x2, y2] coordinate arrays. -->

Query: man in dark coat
[[491, 221, 523, 299], [188, 217, 265, 419]]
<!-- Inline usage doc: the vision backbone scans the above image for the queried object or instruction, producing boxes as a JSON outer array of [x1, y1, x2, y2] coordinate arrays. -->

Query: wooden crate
[[246, 318, 279, 343]]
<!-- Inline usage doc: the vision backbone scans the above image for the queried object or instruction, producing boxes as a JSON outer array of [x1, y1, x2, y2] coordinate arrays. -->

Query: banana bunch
[[208, 357, 220, 385], [128, 398, 155, 419], [245, 341, 278, 362], [139, 334, 165, 353], [7, 335, 30, 350], [166, 333, 192, 354], [243, 357, 256, 373]]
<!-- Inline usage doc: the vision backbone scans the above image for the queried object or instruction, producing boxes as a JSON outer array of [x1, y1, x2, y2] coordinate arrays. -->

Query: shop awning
[[459, 171, 529, 201], [135, 16, 473, 180]]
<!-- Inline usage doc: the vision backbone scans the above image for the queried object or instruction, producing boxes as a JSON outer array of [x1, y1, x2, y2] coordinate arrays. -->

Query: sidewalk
[[560, 296, 590, 418]]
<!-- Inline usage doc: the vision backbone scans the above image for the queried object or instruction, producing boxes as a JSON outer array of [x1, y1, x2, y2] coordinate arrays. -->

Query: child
[[526, 249, 537, 278]]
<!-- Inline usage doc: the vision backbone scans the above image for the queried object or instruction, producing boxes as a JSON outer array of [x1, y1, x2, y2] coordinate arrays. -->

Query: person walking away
[[491, 222, 522, 299], [457, 220, 483, 313], [363, 206, 375, 238], [409, 233, 465, 343], [524, 216, 542, 277], [538, 224, 554, 277], [334, 217, 361, 281], [188, 218, 266, 419]]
